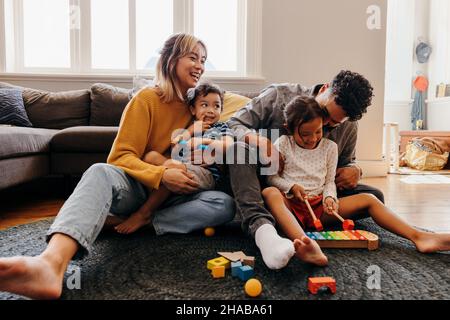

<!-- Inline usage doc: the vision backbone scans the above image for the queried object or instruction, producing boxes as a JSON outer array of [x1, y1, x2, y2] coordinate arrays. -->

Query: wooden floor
[[0, 174, 449, 232]]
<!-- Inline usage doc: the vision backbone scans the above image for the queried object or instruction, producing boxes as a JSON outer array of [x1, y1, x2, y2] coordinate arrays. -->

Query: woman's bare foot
[[414, 232, 450, 253], [114, 210, 152, 234], [293, 236, 328, 266], [102, 215, 125, 232], [0, 255, 65, 299]]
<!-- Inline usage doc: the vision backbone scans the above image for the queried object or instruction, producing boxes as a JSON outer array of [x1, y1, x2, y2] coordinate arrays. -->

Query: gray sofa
[[0, 82, 133, 190], [0, 81, 256, 190]]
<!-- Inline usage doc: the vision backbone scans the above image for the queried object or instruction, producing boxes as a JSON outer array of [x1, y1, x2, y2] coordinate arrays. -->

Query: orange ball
[[204, 227, 215, 237], [244, 278, 262, 297]]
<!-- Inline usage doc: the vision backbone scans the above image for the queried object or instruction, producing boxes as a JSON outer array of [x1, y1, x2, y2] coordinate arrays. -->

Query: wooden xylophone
[[306, 230, 379, 250]]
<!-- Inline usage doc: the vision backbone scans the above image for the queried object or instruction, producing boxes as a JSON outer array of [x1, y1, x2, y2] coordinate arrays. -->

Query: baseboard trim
[[357, 160, 388, 178]]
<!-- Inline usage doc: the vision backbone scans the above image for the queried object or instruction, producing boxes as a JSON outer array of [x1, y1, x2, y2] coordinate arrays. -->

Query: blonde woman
[[0, 34, 235, 299]]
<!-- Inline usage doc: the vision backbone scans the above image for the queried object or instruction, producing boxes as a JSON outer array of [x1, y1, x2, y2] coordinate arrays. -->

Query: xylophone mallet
[[330, 210, 354, 230], [304, 197, 323, 231]]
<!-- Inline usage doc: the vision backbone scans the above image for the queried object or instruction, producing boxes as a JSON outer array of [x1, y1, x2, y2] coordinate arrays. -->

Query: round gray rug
[[0, 218, 449, 300]]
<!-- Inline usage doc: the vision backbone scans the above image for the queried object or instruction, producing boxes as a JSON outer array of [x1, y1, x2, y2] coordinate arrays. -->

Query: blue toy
[[231, 261, 243, 277], [236, 265, 254, 281]]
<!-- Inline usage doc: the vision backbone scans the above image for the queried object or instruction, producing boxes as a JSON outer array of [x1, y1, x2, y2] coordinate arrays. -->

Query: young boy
[[262, 96, 450, 267], [115, 82, 234, 234]]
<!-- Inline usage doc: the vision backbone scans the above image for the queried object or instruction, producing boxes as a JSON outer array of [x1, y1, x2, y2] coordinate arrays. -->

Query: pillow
[[90, 83, 133, 126], [220, 92, 252, 122], [22, 88, 90, 129], [0, 88, 33, 127]]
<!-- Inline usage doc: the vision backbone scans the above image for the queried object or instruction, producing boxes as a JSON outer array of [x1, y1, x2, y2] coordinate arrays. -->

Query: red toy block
[[308, 277, 336, 294], [343, 219, 355, 230]]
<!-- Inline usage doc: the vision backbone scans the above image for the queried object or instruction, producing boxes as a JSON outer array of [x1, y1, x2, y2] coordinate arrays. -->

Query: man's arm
[[227, 86, 279, 145]]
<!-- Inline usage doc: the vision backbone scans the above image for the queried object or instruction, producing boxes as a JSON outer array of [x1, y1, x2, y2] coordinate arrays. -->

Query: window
[[0, 0, 261, 77], [429, 0, 450, 97]]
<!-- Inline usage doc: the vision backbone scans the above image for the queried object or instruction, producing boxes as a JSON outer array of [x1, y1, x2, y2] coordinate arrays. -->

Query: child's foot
[[293, 236, 328, 266], [114, 211, 152, 234], [414, 232, 450, 253], [0, 256, 64, 299], [255, 224, 295, 270]]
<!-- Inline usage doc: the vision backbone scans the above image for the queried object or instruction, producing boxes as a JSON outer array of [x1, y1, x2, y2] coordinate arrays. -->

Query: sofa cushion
[[22, 88, 90, 129], [0, 88, 33, 127], [90, 83, 132, 126], [0, 82, 91, 129], [0, 127, 58, 160], [51, 126, 118, 153], [220, 92, 252, 122]]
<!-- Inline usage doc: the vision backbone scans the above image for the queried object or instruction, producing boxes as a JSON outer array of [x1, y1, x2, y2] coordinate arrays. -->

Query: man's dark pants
[[221, 142, 384, 238]]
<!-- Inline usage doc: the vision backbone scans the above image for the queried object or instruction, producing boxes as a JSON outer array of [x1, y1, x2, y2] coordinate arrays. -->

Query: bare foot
[[414, 232, 450, 253], [293, 236, 328, 266], [0, 256, 64, 299], [114, 210, 152, 234], [102, 215, 125, 232]]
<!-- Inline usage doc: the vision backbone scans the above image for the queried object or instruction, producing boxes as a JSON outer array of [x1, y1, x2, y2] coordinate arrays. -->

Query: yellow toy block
[[211, 266, 225, 278], [207, 257, 230, 270]]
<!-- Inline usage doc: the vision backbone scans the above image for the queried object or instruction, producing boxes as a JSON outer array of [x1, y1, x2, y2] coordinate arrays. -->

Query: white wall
[[0, 0, 388, 175], [261, 0, 387, 175]]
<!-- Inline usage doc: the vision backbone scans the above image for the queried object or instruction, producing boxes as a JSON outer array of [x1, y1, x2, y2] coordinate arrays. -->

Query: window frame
[[429, 0, 450, 101], [0, 0, 5, 72], [1, 0, 262, 79]]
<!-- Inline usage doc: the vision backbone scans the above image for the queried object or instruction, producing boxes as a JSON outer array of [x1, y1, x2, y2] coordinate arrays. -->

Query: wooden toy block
[[217, 251, 246, 262], [211, 266, 225, 278], [308, 277, 336, 294], [241, 256, 255, 267], [231, 261, 243, 277], [207, 257, 231, 270], [237, 265, 254, 281], [311, 230, 379, 250]]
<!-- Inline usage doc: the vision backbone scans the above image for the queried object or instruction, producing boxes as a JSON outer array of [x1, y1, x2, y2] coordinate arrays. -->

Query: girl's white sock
[[255, 224, 295, 270]]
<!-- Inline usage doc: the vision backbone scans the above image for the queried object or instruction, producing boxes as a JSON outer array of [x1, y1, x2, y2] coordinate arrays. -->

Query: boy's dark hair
[[186, 82, 224, 109], [330, 70, 374, 121], [284, 96, 326, 134]]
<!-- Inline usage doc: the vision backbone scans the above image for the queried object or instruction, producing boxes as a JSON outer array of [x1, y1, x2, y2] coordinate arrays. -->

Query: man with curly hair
[[226, 70, 383, 270]]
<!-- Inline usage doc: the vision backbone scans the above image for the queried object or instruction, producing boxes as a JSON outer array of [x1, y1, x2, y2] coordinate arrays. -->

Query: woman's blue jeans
[[46, 163, 235, 256]]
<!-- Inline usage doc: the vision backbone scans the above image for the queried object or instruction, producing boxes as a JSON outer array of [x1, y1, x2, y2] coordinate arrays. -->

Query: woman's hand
[[290, 184, 307, 202], [323, 197, 339, 216], [161, 168, 199, 194]]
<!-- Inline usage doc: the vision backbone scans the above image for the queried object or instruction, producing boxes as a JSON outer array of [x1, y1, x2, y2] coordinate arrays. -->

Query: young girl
[[115, 82, 234, 234], [263, 96, 450, 267]]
